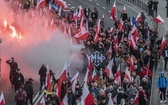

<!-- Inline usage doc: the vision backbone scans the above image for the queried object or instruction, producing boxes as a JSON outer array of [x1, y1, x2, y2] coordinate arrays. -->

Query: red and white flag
[[154, 15, 164, 24], [130, 55, 134, 74], [160, 35, 166, 51], [122, 6, 126, 12], [74, 26, 89, 41], [71, 71, 79, 83], [72, 78, 78, 93], [115, 65, 121, 86], [0, 92, 5, 105], [94, 19, 101, 43], [104, 59, 114, 79], [133, 92, 139, 105], [124, 67, 131, 81], [55, 0, 68, 10], [92, 67, 98, 81], [36, 0, 46, 9], [81, 83, 95, 105], [80, 17, 85, 29], [110, 27, 114, 33], [57, 62, 67, 100], [118, 19, 124, 30], [60, 94, 68, 105], [107, 96, 114, 105], [45, 64, 53, 92], [87, 55, 93, 72], [136, 13, 142, 23], [130, 35, 137, 50], [39, 97, 45, 105], [78, 5, 85, 18], [110, 1, 117, 21], [84, 68, 90, 83], [114, 37, 118, 52], [58, 7, 62, 17], [131, 25, 138, 42]]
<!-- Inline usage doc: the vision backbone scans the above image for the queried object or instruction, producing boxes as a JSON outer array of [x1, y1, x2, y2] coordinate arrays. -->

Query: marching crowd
[[4, 0, 168, 105]]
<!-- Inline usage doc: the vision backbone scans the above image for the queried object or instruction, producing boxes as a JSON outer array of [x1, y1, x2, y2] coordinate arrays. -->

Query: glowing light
[[3, 20, 7, 28], [9, 25, 23, 41]]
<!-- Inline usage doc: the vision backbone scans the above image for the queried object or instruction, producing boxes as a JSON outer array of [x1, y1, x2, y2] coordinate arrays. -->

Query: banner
[[90, 50, 107, 69]]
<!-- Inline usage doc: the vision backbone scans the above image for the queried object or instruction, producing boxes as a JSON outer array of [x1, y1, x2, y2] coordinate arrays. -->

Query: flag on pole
[[154, 15, 164, 24], [36, 0, 46, 9], [136, 13, 142, 23], [131, 25, 139, 43], [160, 35, 166, 51], [114, 64, 121, 86], [94, 19, 101, 43], [92, 67, 98, 81], [122, 6, 126, 12], [0, 92, 5, 105], [55, 0, 68, 10], [104, 59, 114, 79], [124, 67, 131, 81], [86, 55, 93, 72], [39, 96, 46, 105], [110, 1, 117, 21], [60, 94, 68, 105], [74, 26, 89, 41]]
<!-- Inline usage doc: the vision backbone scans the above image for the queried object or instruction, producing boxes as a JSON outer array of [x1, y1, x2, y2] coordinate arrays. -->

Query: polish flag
[[0, 92, 5, 105], [81, 83, 95, 105], [60, 94, 68, 105], [87, 55, 93, 72], [136, 13, 142, 23], [114, 65, 121, 86], [118, 19, 124, 30], [130, 35, 137, 50], [110, 27, 114, 33], [131, 25, 139, 42], [57, 62, 67, 100], [92, 67, 98, 81], [94, 19, 101, 43], [154, 15, 164, 24], [36, 0, 46, 9], [160, 35, 166, 51], [73, 9, 78, 20], [104, 59, 114, 79], [58, 7, 62, 17], [71, 71, 79, 83], [110, 1, 117, 21], [39, 97, 45, 105], [122, 6, 126, 12], [84, 68, 90, 83], [80, 17, 85, 29], [114, 37, 118, 52], [130, 55, 134, 74], [133, 92, 139, 105], [107, 96, 114, 105], [124, 67, 131, 81], [74, 26, 89, 41], [55, 0, 68, 10], [78, 6, 85, 18], [45, 64, 53, 92]]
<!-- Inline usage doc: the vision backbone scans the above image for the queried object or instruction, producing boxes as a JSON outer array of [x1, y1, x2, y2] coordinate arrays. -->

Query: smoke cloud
[[0, 0, 83, 80]]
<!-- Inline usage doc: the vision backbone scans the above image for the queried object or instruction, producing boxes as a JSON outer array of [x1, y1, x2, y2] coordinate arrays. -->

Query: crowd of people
[[4, 0, 168, 105]]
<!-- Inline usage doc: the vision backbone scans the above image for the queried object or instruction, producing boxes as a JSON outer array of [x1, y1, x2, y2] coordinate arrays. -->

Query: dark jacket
[[13, 72, 24, 86], [39, 66, 47, 78], [6, 60, 18, 74], [24, 81, 34, 96]]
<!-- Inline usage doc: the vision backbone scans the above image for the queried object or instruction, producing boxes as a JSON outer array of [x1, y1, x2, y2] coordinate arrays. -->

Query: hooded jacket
[[156, 72, 168, 88]]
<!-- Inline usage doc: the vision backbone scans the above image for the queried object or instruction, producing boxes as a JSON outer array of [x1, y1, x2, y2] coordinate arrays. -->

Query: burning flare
[[3, 20, 22, 41]]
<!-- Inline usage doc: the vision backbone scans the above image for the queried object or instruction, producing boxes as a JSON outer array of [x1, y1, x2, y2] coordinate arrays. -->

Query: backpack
[[15, 90, 26, 101]]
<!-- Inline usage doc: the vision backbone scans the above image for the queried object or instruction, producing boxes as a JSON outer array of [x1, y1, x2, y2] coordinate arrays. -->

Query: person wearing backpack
[[156, 71, 168, 104], [15, 86, 27, 105]]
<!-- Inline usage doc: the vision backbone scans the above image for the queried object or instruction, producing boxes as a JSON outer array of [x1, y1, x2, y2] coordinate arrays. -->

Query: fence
[[125, 0, 156, 17]]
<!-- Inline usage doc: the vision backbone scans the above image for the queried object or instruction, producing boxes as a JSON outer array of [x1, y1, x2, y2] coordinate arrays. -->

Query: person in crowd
[[84, 5, 91, 20], [148, 0, 153, 16], [120, 11, 128, 22], [15, 86, 27, 105], [46, 92, 59, 105], [162, 45, 168, 70], [67, 88, 75, 105], [153, 0, 159, 13], [13, 68, 25, 91], [106, 0, 110, 4], [6, 57, 18, 88], [156, 71, 168, 104], [38, 64, 47, 92], [24, 78, 34, 105], [126, 83, 137, 101], [138, 86, 147, 105], [100, 17, 105, 31]]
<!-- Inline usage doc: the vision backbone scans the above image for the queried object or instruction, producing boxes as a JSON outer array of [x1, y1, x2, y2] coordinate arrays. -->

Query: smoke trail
[[0, 0, 83, 80]]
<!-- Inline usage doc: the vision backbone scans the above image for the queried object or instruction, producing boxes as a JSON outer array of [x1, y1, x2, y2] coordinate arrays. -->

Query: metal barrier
[[125, 0, 153, 17]]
